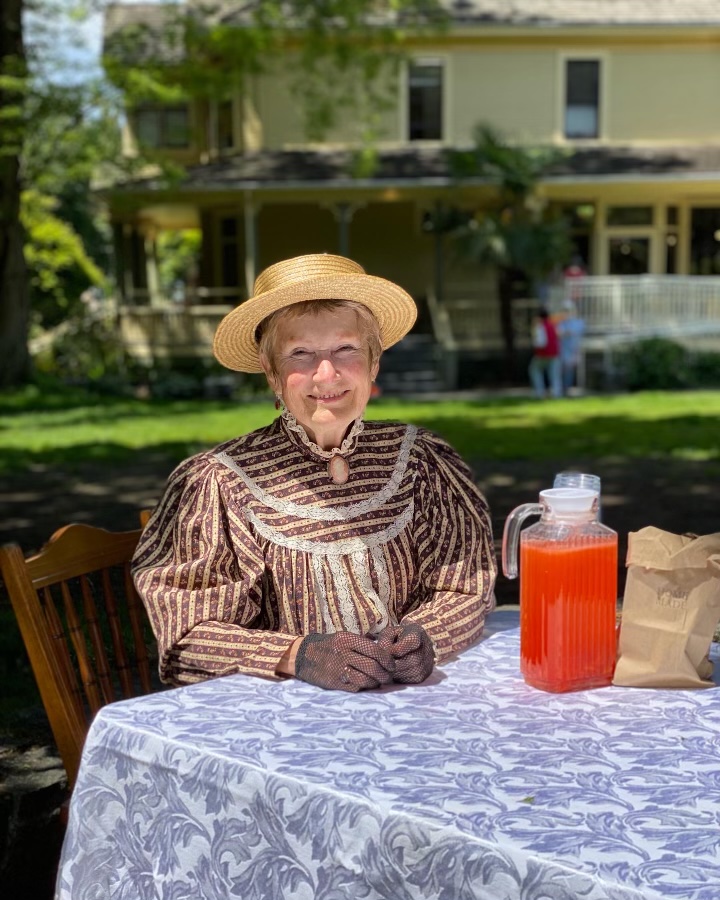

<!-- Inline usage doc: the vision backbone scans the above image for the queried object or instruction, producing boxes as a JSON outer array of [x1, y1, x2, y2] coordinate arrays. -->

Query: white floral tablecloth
[[56, 612, 720, 900]]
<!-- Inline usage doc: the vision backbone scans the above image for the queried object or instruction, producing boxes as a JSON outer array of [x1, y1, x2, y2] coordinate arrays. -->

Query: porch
[[114, 275, 720, 391]]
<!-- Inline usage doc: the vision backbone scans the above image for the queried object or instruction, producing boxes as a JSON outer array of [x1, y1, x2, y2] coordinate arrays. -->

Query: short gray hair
[[257, 299, 382, 378]]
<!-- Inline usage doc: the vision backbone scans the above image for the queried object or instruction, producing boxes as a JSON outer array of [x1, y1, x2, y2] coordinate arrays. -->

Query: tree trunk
[[498, 267, 516, 382], [0, 0, 30, 388]]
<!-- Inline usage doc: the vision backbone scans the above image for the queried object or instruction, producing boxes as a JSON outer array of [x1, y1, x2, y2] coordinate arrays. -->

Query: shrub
[[617, 338, 720, 391], [618, 338, 692, 391], [690, 350, 720, 387]]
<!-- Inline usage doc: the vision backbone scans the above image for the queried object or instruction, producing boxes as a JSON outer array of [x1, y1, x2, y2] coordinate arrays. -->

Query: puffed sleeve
[[402, 430, 497, 662], [132, 453, 297, 685]]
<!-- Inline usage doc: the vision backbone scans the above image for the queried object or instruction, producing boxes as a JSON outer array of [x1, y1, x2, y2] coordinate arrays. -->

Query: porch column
[[144, 232, 161, 306], [198, 211, 214, 290], [244, 190, 257, 296], [112, 223, 128, 303], [433, 202, 445, 305]]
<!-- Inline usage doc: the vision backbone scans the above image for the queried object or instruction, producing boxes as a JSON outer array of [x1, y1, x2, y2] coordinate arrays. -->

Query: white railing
[[118, 304, 233, 362], [125, 287, 244, 306], [548, 275, 720, 338]]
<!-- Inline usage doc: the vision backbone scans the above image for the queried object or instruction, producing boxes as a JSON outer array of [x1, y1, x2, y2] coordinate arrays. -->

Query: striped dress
[[132, 416, 497, 686]]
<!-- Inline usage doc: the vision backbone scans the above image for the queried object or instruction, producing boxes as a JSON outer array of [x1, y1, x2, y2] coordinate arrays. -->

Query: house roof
[[104, 1, 720, 38], [441, 1, 720, 26], [110, 144, 720, 194]]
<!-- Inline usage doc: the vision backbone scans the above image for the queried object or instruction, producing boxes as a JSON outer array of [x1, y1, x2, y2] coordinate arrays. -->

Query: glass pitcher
[[502, 488, 618, 693]]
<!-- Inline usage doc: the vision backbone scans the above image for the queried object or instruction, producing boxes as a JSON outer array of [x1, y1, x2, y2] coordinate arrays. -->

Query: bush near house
[[618, 338, 720, 391]]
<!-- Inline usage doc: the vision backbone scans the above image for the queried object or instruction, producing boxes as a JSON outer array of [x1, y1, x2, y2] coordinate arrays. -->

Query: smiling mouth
[[313, 391, 348, 401]]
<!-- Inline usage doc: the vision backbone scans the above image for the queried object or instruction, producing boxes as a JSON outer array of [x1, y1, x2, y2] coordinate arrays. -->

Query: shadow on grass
[[1, 404, 718, 478], [0, 441, 201, 474], [375, 410, 719, 461]]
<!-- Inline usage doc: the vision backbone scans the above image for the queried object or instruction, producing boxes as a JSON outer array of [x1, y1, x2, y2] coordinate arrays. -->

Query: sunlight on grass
[[0, 390, 718, 471]]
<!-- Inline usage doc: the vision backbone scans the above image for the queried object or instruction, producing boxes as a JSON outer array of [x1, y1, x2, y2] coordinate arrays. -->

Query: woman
[[133, 253, 497, 693]]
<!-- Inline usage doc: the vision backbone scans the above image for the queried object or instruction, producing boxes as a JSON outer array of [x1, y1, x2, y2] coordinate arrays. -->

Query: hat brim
[[213, 274, 417, 373]]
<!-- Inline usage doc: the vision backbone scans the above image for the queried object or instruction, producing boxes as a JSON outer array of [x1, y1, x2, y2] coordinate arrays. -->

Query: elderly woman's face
[[264, 307, 379, 448]]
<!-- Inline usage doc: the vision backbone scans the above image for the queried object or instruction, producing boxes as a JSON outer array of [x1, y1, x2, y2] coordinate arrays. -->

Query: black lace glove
[[294, 632, 396, 692], [377, 622, 435, 684]]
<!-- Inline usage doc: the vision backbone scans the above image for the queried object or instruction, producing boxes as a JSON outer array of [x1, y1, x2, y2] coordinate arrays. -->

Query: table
[[56, 610, 720, 900]]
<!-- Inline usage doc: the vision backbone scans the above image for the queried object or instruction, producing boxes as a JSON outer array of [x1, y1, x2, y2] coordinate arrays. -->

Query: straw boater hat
[[212, 253, 417, 373]]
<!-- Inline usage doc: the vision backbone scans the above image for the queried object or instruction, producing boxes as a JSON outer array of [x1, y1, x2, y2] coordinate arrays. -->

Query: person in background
[[563, 254, 588, 303], [132, 253, 497, 694], [556, 299, 586, 395], [528, 307, 562, 399]]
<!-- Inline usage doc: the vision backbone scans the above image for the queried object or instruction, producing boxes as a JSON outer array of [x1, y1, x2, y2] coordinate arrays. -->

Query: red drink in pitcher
[[520, 538, 617, 692], [502, 487, 619, 693]]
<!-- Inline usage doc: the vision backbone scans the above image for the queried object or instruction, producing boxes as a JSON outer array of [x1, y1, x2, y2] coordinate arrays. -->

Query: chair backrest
[[0, 522, 155, 788]]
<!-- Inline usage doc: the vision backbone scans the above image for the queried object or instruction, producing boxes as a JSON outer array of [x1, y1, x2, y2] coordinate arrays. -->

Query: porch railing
[[117, 303, 233, 362], [115, 277, 720, 384], [548, 275, 720, 339], [428, 276, 720, 351]]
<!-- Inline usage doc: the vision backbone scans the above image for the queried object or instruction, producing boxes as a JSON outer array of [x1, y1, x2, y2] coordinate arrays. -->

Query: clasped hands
[[294, 623, 435, 693]]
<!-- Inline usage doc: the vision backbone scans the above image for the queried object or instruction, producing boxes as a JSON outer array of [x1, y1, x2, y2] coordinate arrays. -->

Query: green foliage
[[349, 144, 380, 179], [22, 80, 122, 192], [0, 54, 28, 157], [454, 212, 572, 282], [104, 0, 447, 140], [157, 229, 202, 296], [691, 350, 720, 386], [19, 78, 126, 330], [21, 189, 107, 327], [451, 124, 567, 201], [32, 302, 126, 384], [447, 124, 573, 283], [619, 338, 720, 391]]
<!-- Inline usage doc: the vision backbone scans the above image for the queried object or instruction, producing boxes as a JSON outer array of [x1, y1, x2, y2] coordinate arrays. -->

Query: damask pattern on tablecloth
[[56, 630, 720, 900]]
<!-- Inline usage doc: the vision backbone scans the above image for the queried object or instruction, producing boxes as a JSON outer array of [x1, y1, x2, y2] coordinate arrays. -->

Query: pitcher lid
[[540, 487, 598, 516]]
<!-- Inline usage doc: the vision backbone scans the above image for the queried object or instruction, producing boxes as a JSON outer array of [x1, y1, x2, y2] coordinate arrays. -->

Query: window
[[608, 238, 650, 275], [134, 105, 190, 149], [564, 60, 600, 139], [690, 208, 720, 275], [606, 206, 653, 227], [408, 61, 443, 141]]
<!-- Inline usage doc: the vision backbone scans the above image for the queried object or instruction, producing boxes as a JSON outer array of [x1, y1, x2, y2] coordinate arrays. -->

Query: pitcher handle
[[501, 502, 542, 579]]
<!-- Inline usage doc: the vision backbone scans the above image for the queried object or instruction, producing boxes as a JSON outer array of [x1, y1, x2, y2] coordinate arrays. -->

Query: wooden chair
[[0, 520, 157, 789]]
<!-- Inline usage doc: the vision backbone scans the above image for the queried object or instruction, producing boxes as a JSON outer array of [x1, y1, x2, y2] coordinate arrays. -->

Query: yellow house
[[103, 0, 720, 373]]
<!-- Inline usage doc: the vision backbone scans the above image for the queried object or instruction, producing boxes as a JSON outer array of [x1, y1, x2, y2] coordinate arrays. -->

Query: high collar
[[279, 409, 365, 461]]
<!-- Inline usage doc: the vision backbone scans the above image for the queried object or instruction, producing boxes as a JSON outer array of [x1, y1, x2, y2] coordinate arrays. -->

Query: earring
[[274, 394, 284, 411]]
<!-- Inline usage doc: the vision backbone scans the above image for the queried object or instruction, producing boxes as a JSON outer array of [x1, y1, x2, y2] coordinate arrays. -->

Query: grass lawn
[[1, 387, 719, 472]]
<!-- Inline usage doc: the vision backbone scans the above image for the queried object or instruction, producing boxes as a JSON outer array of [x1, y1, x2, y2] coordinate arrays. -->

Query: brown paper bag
[[613, 527, 720, 688]]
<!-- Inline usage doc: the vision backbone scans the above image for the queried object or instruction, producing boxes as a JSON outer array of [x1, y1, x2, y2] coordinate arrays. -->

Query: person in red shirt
[[528, 308, 562, 398]]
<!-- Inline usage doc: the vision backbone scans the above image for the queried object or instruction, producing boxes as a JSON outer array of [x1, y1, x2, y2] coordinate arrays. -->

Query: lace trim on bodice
[[244, 501, 414, 555], [281, 410, 365, 460], [213, 424, 418, 523]]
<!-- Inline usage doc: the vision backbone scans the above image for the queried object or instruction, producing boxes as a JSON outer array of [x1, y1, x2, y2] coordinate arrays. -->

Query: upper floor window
[[564, 60, 600, 139], [408, 60, 443, 141], [134, 105, 190, 149]]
